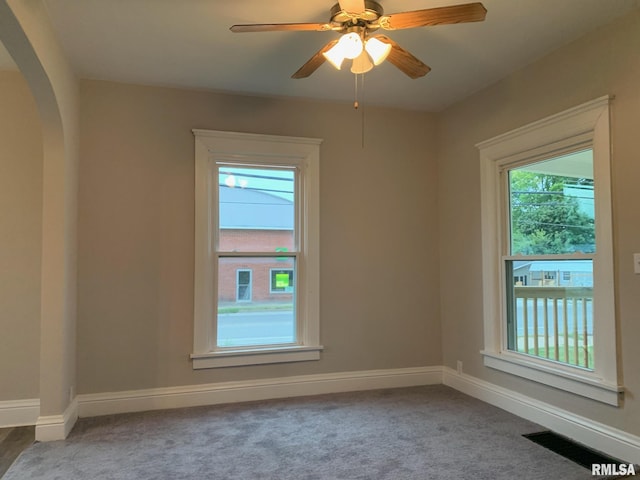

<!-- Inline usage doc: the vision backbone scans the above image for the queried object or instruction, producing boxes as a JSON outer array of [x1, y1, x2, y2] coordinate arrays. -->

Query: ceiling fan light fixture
[[364, 37, 391, 65], [336, 31, 364, 59], [322, 44, 347, 70], [323, 30, 364, 69], [351, 49, 373, 74]]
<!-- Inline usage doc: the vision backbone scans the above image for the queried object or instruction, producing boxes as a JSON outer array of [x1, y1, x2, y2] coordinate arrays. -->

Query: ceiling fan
[[230, 0, 487, 79]]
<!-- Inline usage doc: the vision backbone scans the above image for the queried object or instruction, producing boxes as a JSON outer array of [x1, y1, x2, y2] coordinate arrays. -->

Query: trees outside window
[[509, 169, 594, 256]]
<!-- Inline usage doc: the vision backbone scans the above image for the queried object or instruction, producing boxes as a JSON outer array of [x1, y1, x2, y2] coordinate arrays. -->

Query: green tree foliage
[[509, 171, 595, 255]]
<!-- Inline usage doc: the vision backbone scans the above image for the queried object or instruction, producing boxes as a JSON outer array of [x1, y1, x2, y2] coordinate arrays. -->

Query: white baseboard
[[10, 364, 640, 462], [77, 366, 442, 418], [0, 398, 39, 428], [35, 398, 78, 442], [442, 367, 640, 464]]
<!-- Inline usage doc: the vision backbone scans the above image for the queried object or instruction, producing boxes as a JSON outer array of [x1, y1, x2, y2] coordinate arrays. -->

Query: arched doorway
[[0, 0, 79, 440]]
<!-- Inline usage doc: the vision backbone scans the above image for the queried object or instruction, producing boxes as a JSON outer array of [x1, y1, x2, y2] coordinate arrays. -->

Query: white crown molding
[[442, 367, 640, 464], [35, 398, 78, 442], [78, 366, 442, 418], [475, 95, 611, 156], [0, 398, 39, 428]]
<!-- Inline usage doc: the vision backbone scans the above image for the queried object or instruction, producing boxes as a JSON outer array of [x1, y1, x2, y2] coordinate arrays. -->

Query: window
[[236, 269, 252, 302], [505, 152, 595, 369], [270, 269, 294, 294], [192, 130, 322, 369], [478, 97, 621, 405]]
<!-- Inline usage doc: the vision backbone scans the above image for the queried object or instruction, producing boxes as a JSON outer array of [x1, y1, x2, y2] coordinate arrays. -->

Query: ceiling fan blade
[[375, 35, 430, 79], [380, 2, 486, 30], [291, 40, 339, 79], [338, 0, 366, 14], [230, 23, 331, 33]]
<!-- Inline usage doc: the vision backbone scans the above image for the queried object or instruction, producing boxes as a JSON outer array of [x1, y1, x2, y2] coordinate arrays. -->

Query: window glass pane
[[508, 150, 595, 255], [218, 167, 295, 253], [217, 257, 295, 347], [506, 259, 593, 369]]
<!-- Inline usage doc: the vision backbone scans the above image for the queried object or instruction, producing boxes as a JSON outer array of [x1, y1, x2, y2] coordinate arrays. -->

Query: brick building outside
[[217, 185, 295, 307]]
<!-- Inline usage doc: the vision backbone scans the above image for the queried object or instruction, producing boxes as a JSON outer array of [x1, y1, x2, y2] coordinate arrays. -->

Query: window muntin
[[508, 150, 595, 256], [218, 167, 295, 253], [218, 259, 296, 348]]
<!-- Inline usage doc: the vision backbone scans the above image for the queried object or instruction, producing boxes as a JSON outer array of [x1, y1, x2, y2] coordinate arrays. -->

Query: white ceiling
[[3, 0, 640, 111]]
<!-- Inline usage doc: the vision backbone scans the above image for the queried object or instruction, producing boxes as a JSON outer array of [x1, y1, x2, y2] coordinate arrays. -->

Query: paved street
[[217, 311, 295, 347]]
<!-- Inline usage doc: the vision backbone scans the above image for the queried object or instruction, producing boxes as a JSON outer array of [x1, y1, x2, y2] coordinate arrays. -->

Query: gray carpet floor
[[0, 426, 34, 478], [4, 385, 603, 479]]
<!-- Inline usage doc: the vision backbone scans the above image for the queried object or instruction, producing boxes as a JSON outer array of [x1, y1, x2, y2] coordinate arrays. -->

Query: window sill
[[191, 345, 323, 369], [481, 350, 623, 406]]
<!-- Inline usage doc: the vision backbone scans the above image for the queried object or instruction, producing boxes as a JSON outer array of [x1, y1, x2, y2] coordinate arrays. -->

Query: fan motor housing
[[330, 1, 384, 24]]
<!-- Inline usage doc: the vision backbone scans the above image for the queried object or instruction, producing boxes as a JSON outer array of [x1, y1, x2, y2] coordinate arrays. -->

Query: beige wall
[[77, 80, 441, 393], [0, 70, 42, 400], [438, 10, 640, 436]]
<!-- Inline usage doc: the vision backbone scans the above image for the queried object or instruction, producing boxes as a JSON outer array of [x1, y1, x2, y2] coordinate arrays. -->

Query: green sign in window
[[275, 273, 290, 289], [271, 269, 293, 292]]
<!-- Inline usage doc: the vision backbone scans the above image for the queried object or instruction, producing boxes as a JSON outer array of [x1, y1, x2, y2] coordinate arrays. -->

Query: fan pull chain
[[354, 73, 359, 110], [353, 73, 366, 148], [360, 74, 365, 148]]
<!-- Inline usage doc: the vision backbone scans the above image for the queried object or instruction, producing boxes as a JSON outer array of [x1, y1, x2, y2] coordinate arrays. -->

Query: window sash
[[212, 162, 301, 350], [500, 152, 598, 369], [503, 257, 595, 370], [503, 150, 595, 258], [214, 162, 300, 254], [212, 252, 300, 351], [500, 147, 597, 369], [211, 252, 296, 353]]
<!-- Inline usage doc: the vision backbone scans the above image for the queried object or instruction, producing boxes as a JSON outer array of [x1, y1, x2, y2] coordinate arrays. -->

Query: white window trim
[[477, 96, 622, 406], [191, 129, 323, 369]]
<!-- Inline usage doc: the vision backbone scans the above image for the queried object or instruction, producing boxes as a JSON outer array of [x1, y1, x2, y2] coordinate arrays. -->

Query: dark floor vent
[[523, 430, 622, 470]]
